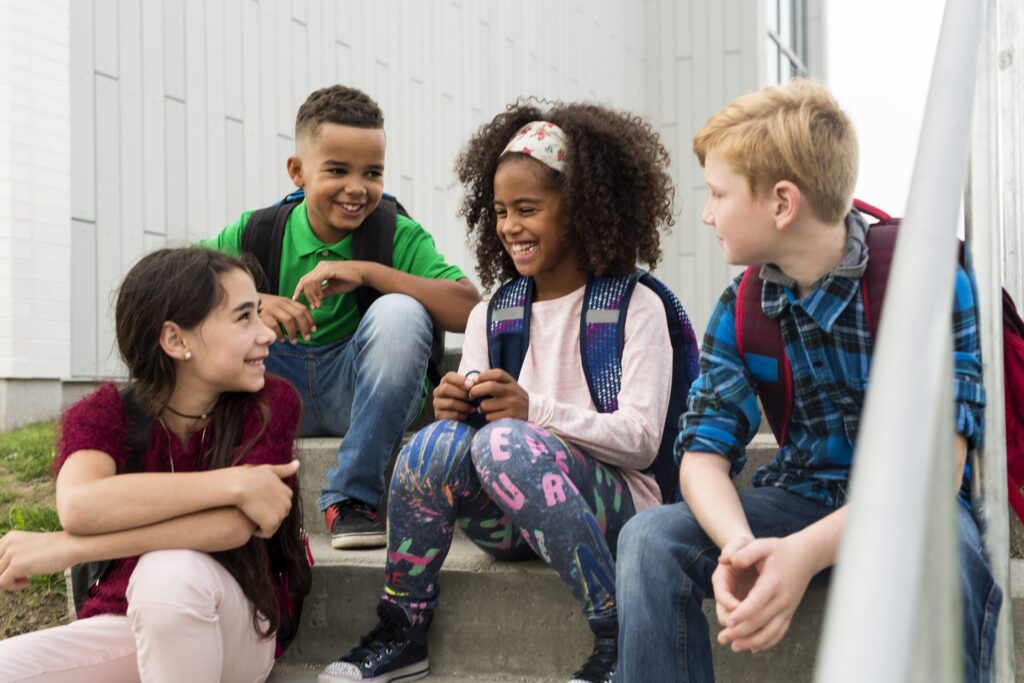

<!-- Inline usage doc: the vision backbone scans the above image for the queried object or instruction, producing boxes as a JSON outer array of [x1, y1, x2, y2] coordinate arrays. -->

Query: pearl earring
[[184, 351, 192, 360]]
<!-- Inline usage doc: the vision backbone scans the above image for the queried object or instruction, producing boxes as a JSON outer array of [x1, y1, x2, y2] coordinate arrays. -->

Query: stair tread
[[308, 531, 553, 575]]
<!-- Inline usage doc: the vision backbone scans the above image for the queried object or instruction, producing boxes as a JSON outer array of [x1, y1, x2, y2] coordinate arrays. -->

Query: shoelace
[[570, 637, 617, 682], [346, 618, 405, 667]]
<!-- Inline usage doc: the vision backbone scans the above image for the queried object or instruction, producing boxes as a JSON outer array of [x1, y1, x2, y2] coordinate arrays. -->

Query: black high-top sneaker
[[569, 615, 618, 683], [318, 602, 431, 683]]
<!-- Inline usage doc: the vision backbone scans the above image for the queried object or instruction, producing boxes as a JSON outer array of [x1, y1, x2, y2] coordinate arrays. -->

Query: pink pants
[[0, 549, 276, 683]]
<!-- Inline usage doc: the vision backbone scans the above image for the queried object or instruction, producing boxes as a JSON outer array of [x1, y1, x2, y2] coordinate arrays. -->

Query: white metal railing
[[815, 0, 1016, 680], [968, 0, 1016, 679]]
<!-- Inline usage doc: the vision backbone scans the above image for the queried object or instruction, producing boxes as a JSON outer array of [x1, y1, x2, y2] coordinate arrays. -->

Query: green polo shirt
[[200, 200, 466, 345]]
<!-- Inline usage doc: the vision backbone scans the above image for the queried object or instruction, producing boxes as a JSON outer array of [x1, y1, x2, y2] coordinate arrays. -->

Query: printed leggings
[[382, 418, 636, 626]]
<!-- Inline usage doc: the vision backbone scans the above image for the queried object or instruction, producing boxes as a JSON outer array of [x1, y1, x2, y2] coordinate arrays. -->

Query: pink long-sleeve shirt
[[459, 283, 673, 511]]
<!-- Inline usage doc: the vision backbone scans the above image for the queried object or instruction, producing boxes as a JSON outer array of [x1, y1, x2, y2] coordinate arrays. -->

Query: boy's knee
[[619, 505, 703, 569], [361, 293, 431, 339]]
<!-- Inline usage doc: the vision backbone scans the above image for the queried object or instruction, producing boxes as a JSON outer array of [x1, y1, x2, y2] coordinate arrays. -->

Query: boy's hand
[[0, 530, 79, 590], [713, 535, 816, 653], [292, 261, 366, 310], [433, 372, 474, 421], [469, 369, 529, 422], [261, 294, 317, 344]]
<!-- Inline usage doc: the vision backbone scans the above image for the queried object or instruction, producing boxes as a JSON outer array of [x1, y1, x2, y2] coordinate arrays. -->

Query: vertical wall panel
[[184, 0, 208, 239], [93, 0, 119, 78], [165, 99, 187, 242], [225, 118, 245, 222], [70, 220, 96, 377], [69, 0, 95, 223], [205, 0, 227, 227], [241, 0, 263, 209], [275, 0, 294, 137], [164, 0, 186, 101], [94, 75, 121, 376], [118, 0, 144, 270], [223, 0, 244, 120], [141, 0, 166, 235]]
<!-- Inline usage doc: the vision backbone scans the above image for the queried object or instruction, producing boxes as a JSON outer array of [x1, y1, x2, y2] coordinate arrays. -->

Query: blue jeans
[[264, 293, 432, 510], [616, 487, 1002, 683]]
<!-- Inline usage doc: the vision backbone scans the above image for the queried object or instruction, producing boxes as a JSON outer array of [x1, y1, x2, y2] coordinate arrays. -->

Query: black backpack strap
[[486, 277, 534, 380], [241, 196, 302, 295], [351, 195, 399, 314], [351, 194, 445, 386], [70, 386, 151, 612]]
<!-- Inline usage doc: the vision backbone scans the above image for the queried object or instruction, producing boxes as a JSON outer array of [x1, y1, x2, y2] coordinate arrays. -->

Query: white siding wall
[[68, 0, 654, 378], [54, 0, 805, 381], [645, 0, 764, 333], [0, 0, 72, 380]]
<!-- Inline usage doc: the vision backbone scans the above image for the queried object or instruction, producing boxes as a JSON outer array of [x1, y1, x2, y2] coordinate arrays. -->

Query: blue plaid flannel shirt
[[677, 264, 986, 509]]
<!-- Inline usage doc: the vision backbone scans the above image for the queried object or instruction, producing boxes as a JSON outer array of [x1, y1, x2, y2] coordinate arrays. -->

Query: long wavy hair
[[114, 247, 311, 638]]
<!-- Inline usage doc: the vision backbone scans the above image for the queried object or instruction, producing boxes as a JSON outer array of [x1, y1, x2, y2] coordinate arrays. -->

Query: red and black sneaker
[[324, 499, 386, 550]]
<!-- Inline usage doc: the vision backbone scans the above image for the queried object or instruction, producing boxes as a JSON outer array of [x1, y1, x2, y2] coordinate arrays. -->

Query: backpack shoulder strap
[[579, 273, 640, 413], [352, 194, 400, 315], [241, 193, 303, 295], [861, 220, 899, 338], [735, 266, 792, 445], [486, 277, 534, 380]]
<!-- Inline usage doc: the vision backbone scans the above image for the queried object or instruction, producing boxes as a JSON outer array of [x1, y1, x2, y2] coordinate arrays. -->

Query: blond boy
[[616, 79, 999, 682]]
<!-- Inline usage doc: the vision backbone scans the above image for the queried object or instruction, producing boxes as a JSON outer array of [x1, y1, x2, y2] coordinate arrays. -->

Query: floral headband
[[501, 121, 569, 173]]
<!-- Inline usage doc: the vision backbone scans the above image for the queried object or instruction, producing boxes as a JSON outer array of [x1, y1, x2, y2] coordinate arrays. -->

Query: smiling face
[[493, 156, 585, 301], [701, 152, 781, 266], [288, 123, 386, 244], [179, 268, 276, 396]]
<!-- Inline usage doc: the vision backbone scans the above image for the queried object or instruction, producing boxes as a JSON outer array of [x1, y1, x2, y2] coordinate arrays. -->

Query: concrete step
[[279, 539, 1024, 681], [268, 662, 541, 683]]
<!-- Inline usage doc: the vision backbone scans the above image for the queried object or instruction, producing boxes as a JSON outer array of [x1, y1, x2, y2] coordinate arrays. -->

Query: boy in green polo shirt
[[201, 85, 480, 549]]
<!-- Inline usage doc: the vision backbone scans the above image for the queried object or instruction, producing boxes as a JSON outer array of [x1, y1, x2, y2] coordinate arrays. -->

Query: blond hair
[[692, 78, 858, 224]]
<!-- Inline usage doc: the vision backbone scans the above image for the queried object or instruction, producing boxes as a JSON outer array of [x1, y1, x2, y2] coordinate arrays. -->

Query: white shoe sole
[[330, 531, 387, 550], [317, 659, 429, 682]]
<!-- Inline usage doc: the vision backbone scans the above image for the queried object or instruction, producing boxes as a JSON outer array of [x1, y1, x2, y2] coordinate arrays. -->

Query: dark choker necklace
[[163, 403, 214, 421]]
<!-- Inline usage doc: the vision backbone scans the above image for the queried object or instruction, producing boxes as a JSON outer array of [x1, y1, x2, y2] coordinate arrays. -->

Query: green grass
[[0, 421, 57, 481], [0, 420, 65, 596]]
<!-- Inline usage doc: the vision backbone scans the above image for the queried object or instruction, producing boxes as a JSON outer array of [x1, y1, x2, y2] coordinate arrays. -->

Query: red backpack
[[735, 199, 1024, 523]]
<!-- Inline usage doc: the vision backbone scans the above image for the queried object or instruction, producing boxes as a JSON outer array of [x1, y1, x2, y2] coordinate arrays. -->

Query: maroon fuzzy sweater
[[55, 375, 301, 619]]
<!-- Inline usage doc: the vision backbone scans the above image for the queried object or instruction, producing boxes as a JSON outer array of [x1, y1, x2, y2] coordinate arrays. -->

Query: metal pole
[[974, 0, 1020, 679], [814, 0, 988, 679], [997, 0, 1024, 307]]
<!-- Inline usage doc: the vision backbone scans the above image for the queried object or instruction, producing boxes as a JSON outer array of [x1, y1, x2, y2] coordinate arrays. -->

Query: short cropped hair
[[295, 85, 384, 142], [692, 78, 858, 224]]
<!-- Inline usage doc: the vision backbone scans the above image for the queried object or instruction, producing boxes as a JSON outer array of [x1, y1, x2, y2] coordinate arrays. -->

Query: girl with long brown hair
[[0, 248, 312, 682]]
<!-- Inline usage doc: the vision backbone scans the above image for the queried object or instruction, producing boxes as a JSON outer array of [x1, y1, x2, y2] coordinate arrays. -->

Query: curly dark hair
[[455, 99, 675, 291], [295, 84, 384, 140]]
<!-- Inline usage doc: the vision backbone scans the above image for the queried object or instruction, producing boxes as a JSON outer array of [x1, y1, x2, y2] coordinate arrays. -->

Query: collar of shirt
[[758, 210, 870, 333], [287, 200, 354, 258]]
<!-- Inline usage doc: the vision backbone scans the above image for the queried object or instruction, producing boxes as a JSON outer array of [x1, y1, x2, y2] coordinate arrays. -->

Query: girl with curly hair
[[0, 248, 312, 682], [317, 101, 678, 683]]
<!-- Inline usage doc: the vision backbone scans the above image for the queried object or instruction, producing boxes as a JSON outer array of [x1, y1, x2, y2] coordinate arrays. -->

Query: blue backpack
[[486, 271, 700, 502]]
